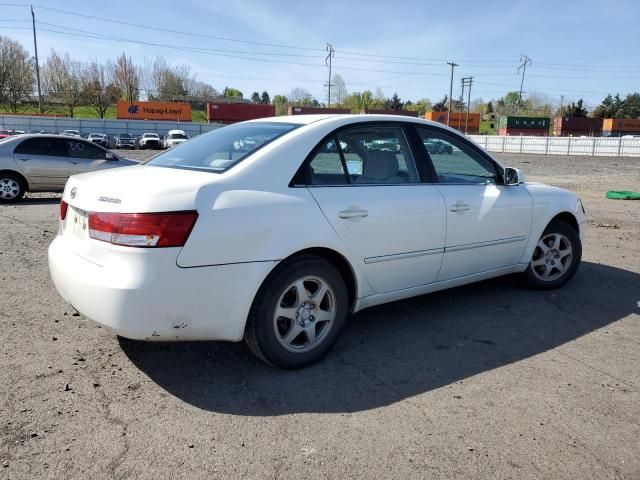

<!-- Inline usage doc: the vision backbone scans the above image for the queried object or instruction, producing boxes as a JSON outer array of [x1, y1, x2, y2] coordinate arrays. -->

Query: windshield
[[147, 122, 299, 173], [168, 133, 187, 139], [144, 133, 158, 138], [118, 134, 132, 139]]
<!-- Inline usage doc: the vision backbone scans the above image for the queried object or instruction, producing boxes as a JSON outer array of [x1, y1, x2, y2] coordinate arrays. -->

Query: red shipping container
[[553, 117, 602, 136], [288, 106, 351, 115], [206, 103, 275, 124], [363, 108, 419, 117], [499, 127, 548, 137]]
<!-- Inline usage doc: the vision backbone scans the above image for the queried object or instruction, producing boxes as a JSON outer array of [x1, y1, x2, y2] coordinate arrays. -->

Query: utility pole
[[324, 43, 335, 108], [460, 77, 473, 134], [517, 54, 532, 112], [559, 94, 565, 116], [446, 61, 458, 126], [31, 5, 43, 113]]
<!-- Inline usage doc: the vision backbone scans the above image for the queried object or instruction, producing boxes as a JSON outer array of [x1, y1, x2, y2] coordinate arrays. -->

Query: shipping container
[[498, 127, 548, 137], [424, 111, 481, 131], [206, 103, 275, 124], [363, 108, 419, 117], [553, 117, 602, 136], [602, 118, 640, 135], [287, 106, 351, 115], [116, 101, 191, 122], [498, 116, 550, 129]]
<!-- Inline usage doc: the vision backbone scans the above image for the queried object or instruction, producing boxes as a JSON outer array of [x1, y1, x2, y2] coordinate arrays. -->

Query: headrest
[[363, 150, 399, 180]]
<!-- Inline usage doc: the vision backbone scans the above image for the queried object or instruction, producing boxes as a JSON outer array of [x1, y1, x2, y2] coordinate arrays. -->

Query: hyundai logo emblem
[[70, 187, 77, 199]]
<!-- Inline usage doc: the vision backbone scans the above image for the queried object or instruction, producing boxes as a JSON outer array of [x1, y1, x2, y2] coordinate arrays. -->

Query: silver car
[[0, 134, 136, 203]]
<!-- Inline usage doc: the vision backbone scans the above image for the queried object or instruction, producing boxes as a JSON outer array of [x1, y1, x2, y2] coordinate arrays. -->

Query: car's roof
[[244, 113, 462, 135]]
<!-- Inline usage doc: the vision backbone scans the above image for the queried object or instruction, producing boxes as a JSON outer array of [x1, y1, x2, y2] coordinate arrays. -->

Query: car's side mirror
[[105, 152, 116, 160], [504, 167, 523, 185]]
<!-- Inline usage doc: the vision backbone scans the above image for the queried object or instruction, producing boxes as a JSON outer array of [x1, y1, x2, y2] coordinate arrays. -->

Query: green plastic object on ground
[[606, 191, 640, 200]]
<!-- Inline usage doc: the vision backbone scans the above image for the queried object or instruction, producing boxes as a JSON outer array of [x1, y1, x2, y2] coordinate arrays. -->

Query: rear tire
[[0, 173, 26, 203], [523, 220, 581, 290], [244, 256, 348, 369]]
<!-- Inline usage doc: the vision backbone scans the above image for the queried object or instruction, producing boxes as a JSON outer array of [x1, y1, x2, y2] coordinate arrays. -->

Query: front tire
[[0, 173, 26, 203], [244, 256, 348, 369], [524, 220, 581, 290]]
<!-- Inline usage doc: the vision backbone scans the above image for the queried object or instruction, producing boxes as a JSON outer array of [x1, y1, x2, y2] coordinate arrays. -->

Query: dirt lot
[[1, 152, 639, 479]]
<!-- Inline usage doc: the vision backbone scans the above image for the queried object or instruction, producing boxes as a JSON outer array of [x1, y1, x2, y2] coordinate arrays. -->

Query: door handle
[[17, 158, 30, 161], [449, 202, 471, 213], [70, 161, 79, 165], [338, 209, 368, 219]]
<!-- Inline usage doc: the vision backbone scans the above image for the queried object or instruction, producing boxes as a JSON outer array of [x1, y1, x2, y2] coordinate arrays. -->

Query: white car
[[138, 132, 163, 150], [62, 129, 81, 137], [49, 115, 586, 369], [164, 129, 188, 148]]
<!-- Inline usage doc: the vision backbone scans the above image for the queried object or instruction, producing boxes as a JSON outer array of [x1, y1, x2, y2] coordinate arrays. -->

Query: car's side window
[[14, 138, 67, 157], [416, 128, 498, 184], [336, 127, 419, 184], [308, 138, 348, 185], [65, 140, 107, 160]]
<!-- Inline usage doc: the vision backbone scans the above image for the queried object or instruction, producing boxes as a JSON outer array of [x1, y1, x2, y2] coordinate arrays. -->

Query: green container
[[498, 116, 551, 129]]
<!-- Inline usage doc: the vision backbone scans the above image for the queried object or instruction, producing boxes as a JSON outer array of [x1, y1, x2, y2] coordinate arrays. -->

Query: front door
[[64, 139, 113, 176], [415, 127, 533, 281], [306, 125, 446, 294]]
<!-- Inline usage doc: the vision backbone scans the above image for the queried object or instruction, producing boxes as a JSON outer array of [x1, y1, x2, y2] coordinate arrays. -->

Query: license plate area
[[69, 207, 88, 239]]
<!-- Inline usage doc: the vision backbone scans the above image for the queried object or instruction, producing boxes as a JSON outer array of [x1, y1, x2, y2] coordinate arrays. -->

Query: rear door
[[64, 139, 114, 176], [306, 124, 446, 294], [13, 137, 69, 189], [414, 127, 533, 281]]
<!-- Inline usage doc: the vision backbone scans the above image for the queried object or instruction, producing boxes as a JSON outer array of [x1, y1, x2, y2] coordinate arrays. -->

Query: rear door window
[[14, 138, 68, 157]]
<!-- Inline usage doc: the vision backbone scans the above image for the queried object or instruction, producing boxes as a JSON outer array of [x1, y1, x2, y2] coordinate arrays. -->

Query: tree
[[622, 93, 640, 118], [260, 91, 270, 104], [42, 50, 82, 117], [404, 98, 431, 116], [560, 98, 588, 117], [272, 94, 288, 115], [81, 62, 118, 118], [289, 87, 315, 105], [223, 87, 243, 99], [386, 93, 404, 110], [0, 36, 34, 112], [250, 91, 260, 103], [113, 52, 139, 102], [330, 74, 347, 105], [495, 91, 522, 116], [432, 95, 448, 112], [486, 101, 494, 114]]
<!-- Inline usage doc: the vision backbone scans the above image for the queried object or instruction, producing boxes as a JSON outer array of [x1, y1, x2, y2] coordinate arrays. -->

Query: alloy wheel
[[530, 232, 573, 282], [273, 276, 336, 353], [0, 178, 20, 200]]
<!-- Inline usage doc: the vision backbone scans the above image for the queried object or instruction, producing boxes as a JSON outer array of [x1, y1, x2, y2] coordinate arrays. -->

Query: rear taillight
[[60, 200, 68, 220], [88, 211, 198, 247]]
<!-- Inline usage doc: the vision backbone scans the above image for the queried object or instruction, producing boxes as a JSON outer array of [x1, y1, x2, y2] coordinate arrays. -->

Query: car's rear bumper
[[48, 236, 275, 342]]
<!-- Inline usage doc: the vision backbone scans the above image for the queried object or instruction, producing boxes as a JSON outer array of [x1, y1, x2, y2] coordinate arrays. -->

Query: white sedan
[[49, 115, 586, 369]]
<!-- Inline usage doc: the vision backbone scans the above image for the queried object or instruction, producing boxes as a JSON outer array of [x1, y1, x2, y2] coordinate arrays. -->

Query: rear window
[[146, 122, 299, 173]]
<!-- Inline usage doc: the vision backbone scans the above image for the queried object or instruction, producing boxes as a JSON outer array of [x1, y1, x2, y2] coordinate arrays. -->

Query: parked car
[[115, 133, 135, 149], [48, 115, 586, 369], [164, 129, 188, 148], [87, 133, 108, 147], [62, 129, 81, 137], [0, 134, 136, 202], [0, 129, 14, 140], [138, 132, 163, 150]]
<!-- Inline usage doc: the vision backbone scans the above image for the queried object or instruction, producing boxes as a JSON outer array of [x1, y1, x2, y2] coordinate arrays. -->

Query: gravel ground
[[0, 152, 638, 479]]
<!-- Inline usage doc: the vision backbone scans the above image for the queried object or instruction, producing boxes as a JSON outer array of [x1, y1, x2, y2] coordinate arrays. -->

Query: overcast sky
[[2, 0, 639, 108]]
